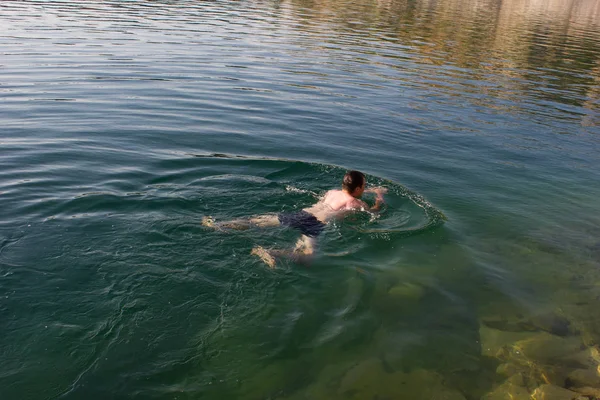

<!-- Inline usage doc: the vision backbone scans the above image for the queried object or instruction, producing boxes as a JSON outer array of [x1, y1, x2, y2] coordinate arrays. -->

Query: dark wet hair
[[342, 170, 365, 193]]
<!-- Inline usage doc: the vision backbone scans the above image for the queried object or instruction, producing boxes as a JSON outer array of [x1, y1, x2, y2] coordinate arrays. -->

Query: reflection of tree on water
[[286, 0, 600, 125], [582, 59, 600, 127]]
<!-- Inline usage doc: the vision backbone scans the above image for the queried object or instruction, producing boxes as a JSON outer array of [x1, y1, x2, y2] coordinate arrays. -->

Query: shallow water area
[[1, 0, 600, 399]]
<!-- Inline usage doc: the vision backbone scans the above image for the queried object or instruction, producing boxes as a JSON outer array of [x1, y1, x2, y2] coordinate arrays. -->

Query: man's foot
[[203, 216, 250, 231], [202, 216, 216, 228], [251, 246, 276, 269]]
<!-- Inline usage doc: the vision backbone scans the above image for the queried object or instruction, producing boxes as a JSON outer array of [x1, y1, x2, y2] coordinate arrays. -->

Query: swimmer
[[202, 170, 387, 268]]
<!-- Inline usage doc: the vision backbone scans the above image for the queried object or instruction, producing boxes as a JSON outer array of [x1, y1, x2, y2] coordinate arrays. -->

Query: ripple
[[1, 0, 600, 399]]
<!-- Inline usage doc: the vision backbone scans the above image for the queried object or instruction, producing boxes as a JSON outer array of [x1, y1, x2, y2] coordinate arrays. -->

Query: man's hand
[[366, 186, 388, 199], [371, 187, 388, 197], [366, 186, 388, 193], [367, 187, 387, 211]]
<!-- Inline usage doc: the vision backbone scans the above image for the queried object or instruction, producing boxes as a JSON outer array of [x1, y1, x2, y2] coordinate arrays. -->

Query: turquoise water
[[1, 0, 600, 399]]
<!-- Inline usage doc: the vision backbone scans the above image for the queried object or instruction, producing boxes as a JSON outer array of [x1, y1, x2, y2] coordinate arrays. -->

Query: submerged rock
[[531, 384, 580, 400], [570, 386, 600, 398], [479, 325, 598, 388], [566, 367, 600, 388], [370, 276, 427, 319], [294, 362, 353, 400], [387, 282, 425, 302], [561, 347, 600, 370], [481, 379, 531, 400], [478, 324, 538, 358], [238, 359, 312, 399], [371, 280, 427, 321], [479, 324, 586, 365], [482, 312, 572, 337], [501, 332, 585, 365], [530, 313, 573, 337], [553, 291, 600, 347], [336, 358, 466, 400], [496, 362, 523, 378]]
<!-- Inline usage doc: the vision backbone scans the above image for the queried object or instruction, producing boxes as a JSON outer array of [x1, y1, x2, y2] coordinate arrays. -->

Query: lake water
[[1, 0, 600, 399]]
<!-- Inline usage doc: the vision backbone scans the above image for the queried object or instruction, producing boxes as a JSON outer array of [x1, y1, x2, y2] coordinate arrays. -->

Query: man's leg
[[203, 214, 280, 230], [292, 235, 316, 259], [252, 235, 316, 268], [249, 215, 280, 228], [250, 246, 277, 268]]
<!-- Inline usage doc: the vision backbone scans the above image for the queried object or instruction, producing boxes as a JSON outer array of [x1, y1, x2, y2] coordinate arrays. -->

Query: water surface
[[1, 0, 600, 399]]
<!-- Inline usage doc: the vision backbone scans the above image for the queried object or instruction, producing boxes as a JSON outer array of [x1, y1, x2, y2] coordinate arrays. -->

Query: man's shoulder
[[350, 198, 367, 210], [324, 189, 345, 200]]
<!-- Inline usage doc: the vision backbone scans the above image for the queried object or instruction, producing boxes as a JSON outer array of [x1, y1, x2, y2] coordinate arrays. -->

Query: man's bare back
[[303, 189, 367, 223]]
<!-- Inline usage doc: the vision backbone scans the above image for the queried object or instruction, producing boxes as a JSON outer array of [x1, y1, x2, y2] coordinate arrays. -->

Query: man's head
[[342, 170, 366, 197]]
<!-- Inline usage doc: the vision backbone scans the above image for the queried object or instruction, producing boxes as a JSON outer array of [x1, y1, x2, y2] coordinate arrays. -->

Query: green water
[[1, 0, 600, 399]]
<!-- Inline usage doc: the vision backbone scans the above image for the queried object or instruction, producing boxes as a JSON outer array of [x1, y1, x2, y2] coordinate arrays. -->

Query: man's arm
[[370, 196, 384, 211], [353, 191, 385, 212], [364, 186, 388, 195], [367, 187, 387, 211]]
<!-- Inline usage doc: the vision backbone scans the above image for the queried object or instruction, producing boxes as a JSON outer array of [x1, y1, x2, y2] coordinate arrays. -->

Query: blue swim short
[[278, 211, 325, 238]]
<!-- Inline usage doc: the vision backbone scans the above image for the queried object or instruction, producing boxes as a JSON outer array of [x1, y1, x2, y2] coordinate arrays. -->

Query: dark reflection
[[284, 0, 600, 124], [5, 0, 599, 124]]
